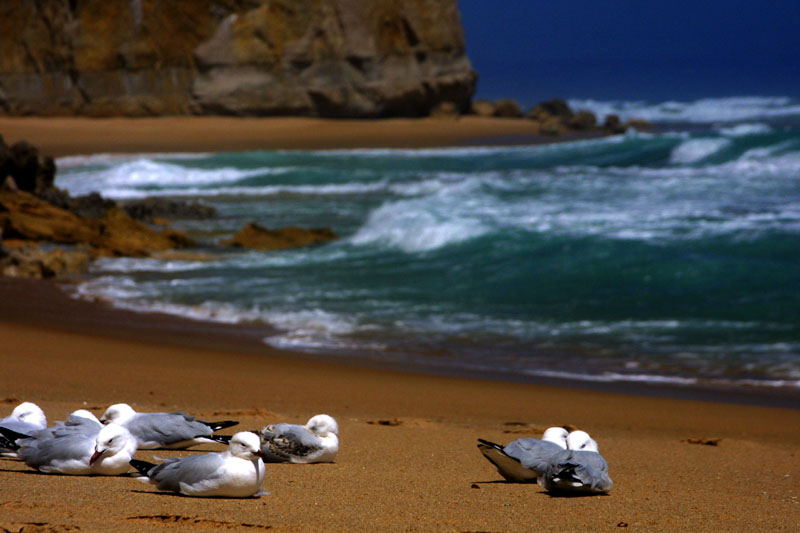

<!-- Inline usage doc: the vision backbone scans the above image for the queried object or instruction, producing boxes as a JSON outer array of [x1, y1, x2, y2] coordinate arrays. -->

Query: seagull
[[3, 423, 137, 475], [130, 431, 266, 498], [100, 403, 238, 449], [1, 402, 48, 456], [477, 426, 569, 482], [213, 414, 340, 464], [1, 409, 103, 457], [538, 430, 613, 494], [1, 402, 48, 434]]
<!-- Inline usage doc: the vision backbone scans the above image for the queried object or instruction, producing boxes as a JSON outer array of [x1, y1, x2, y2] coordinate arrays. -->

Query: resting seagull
[[211, 414, 340, 463], [538, 430, 613, 494], [477, 426, 569, 482], [2, 423, 137, 475], [100, 403, 238, 449], [1, 402, 48, 456], [130, 431, 266, 498]]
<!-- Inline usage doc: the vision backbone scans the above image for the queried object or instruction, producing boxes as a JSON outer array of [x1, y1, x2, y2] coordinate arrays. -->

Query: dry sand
[[0, 117, 798, 531], [0, 115, 602, 157]]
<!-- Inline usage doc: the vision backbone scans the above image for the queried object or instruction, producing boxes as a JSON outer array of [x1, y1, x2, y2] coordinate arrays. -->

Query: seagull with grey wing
[[100, 403, 238, 450], [1, 402, 48, 455], [477, 426, 569, 482], [538, 430, 613, 494], [211, 414, 339, 463], [0, 422, 137, 475], [130, 431, 266, 498]]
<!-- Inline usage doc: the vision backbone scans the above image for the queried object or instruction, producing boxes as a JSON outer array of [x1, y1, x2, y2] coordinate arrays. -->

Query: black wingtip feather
[[0, 435, 19, 451], [129, 458, 157, 476], [0, 426, 33, 445], [477, 438, 504, 451], [199, 420, 239, 432], [206, 434, 232, 445]]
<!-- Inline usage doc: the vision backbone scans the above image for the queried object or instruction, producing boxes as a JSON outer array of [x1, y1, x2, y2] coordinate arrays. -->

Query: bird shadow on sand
[[538, 490, 611, 498], [129, 489, 267, 499]]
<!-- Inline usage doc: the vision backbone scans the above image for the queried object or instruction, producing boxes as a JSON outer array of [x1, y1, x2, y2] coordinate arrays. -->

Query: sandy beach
[[0, 116, 602, 157], [1, 117, 799, 531]]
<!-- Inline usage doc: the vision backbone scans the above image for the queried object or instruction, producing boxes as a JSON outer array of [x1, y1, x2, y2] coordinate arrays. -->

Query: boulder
[[603, 114, 625, 134], [67, 192, 117, 219], [429, 101, 460, 119], [121, 198, 217, 222], [0, 135, 12, 180], [0, 188, 98, 244], [0, 189, 194, 257], [222, 222, 338, 251], [533, 98, 574, 120], [568, 110, 597, 130], [0, 243, 91, 279], [493, 99, 523, 118], [9, 141, 40, 192], [624, 118, 653, 131], [92, 208, 195, 257], [471, 99, 495, 117]]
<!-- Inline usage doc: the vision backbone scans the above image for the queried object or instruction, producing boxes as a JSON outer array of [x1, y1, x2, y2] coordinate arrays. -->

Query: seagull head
[[70, 409, 101, 424], [305, 414, 338, 437], [90, 423, 136, 465], [566, 430, 599, 452], [100, 403, 136, 425], [229, 431, 265, 460], [542, 426, 569, 448], [11, 402, 47, 429]]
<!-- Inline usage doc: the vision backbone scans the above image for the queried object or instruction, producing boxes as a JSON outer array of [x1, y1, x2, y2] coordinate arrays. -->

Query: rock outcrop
[[0, 0, 476, 118], [222, 222, 338, 251], [0, 188, 195, 258]]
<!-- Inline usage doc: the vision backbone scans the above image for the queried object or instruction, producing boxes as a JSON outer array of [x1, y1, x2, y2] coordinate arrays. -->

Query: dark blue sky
[[458, 1, 800, 105]]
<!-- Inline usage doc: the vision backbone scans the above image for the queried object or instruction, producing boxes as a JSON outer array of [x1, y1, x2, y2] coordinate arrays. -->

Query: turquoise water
[[56, 97, 800, 390]]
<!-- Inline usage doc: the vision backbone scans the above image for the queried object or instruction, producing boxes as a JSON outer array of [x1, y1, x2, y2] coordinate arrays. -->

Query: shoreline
[[1, 277, 799, 531], [1, 277, 797, 410], [0, 115, 605, 157]]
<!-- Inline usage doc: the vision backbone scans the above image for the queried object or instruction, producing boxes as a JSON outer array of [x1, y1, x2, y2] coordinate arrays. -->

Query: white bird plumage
[[258, 414, 339, 464], [131, 431, 266, 498]]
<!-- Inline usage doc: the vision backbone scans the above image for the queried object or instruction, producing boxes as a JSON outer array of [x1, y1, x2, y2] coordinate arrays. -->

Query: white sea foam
[[570, 96, 800, 124], [669, 138, 732, 164], [718, 123, 773, 136], [56, 158, 289, 198], [56, 152, 210, 168]]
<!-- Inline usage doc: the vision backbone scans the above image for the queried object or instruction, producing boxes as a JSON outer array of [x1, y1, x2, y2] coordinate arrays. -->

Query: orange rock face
[[0, 0, 476, 117]]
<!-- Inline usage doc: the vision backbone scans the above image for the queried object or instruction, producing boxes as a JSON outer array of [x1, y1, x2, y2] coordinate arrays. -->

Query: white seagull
[[100, 403, 238, 449], [477, 426, 569, 482], [130, 431, 266, 498], [211, 414, 340, 463], [538, 430, 614, 494], [1, 402, 48, 434], [9, 423, 137, 475], [1, 402, 48, 456]]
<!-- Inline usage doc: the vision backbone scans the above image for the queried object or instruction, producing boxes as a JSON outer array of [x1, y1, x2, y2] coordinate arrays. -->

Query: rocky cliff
[[0, 0, 476, 117]]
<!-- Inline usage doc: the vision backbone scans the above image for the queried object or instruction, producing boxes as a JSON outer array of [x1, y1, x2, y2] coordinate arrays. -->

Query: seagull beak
[[99, 418, 108, 425], [254, 449, 265, 459], [89, 448, 104, 465]]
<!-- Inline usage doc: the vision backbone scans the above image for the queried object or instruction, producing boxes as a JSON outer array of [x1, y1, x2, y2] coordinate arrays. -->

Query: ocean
[[55, 96, 800, 395]]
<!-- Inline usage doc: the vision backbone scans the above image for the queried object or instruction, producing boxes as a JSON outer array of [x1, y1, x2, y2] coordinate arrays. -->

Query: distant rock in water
[[121, 198, 217, 223], [222, 222, 338, 251], [0, 0, 476, 118]]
